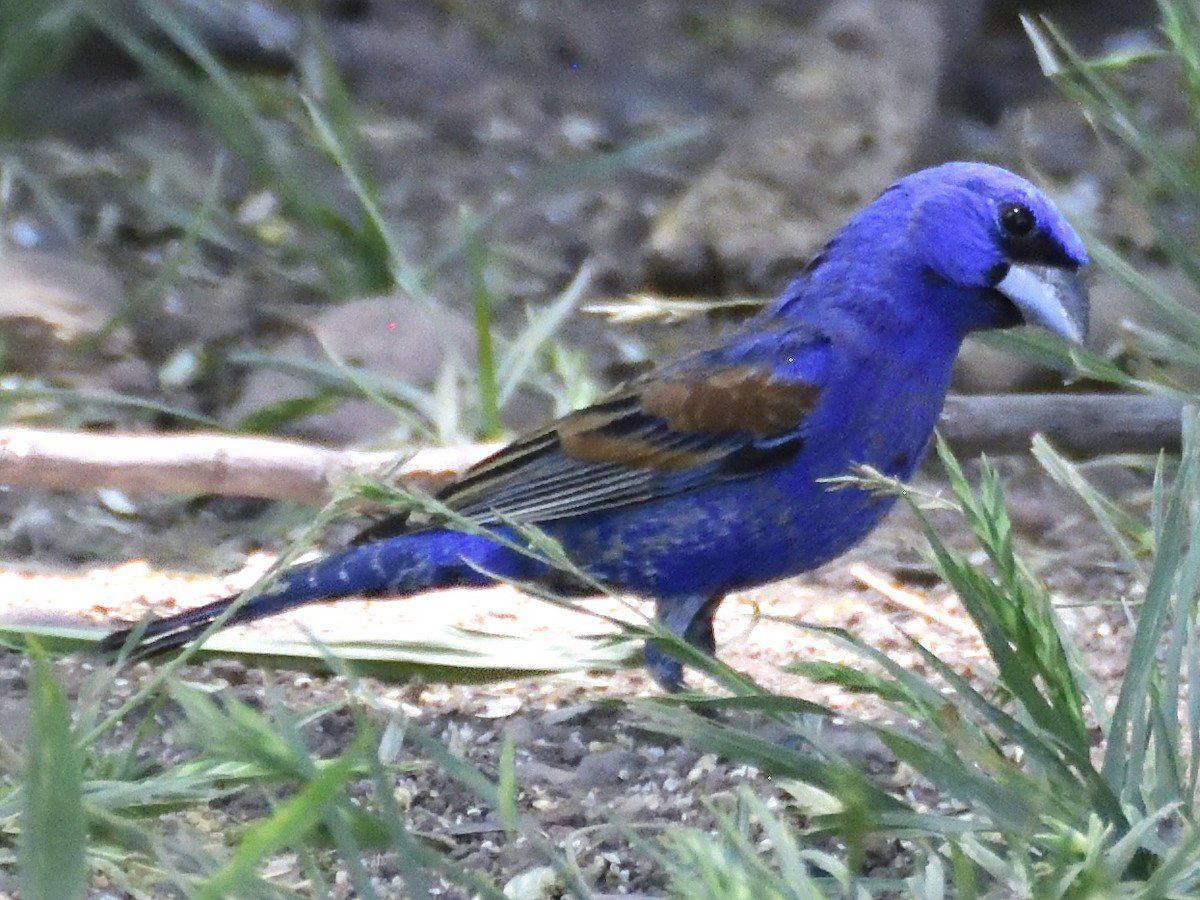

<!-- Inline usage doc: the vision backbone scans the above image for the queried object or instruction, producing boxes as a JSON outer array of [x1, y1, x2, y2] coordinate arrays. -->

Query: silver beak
[[996, 263, 1089, 344]]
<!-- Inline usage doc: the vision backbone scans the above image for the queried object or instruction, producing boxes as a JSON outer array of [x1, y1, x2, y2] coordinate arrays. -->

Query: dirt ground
[[0, 460, 1148, 896], [0, 0, 1175, 895]]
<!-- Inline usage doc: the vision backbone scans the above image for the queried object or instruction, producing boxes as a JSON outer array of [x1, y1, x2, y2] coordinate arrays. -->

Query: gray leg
[[643, 594, 722, 691]]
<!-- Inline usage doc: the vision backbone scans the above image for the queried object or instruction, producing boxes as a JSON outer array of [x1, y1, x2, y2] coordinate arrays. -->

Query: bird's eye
[[999, 202, 1037, 238]]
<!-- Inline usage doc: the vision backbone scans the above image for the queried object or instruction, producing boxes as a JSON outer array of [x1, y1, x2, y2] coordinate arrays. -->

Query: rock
[[573, 747, 644, 786], [0, 247, 128, 373], [228, 293, 476, 443], [646, 0, 949, 292], [129, 271, 252, 366], [503, 866, 563, 900]]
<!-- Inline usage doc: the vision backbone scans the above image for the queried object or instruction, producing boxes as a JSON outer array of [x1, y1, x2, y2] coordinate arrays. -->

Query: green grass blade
[[397, 722, 594, 897], [467, 229, 501, 437], [20, 640, 86, 900], [633, 702, 907, 816], [905, 636, 1122, 829], [1024, 16, 1200, 209], [872, 727, 1042, 833], [1102, 412, 1199, 794], [975, 328, 1151, 393], [1031, 436, 1153, 569], [0, 382, 225, 428], [302, 93, 426, 299], [498, 736, 518, 834], [224, 348, 445, 431], [792, 619, 1100, 831], [1189, 603, 1200, 798], [497, 264, 592, 407], [1090, 241, 1200, 349], [195, 737, 367, 900], [0, 0, 87, 134], [931, 441, 1091, 750]]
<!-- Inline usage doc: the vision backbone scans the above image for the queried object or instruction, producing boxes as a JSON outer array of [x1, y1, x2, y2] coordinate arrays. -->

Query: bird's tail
[[100, 528, 540, 658]]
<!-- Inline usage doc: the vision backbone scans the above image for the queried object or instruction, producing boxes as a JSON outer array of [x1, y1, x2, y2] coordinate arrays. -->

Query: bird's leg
[[643, 593, 723, 692]]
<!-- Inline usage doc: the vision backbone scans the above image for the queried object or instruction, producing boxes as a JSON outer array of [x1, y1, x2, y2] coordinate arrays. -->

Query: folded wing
[[357, 333, 827, 541]]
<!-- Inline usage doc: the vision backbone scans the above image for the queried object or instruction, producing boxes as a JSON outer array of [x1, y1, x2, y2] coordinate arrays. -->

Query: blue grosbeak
[[103, 162, 1089, 690]]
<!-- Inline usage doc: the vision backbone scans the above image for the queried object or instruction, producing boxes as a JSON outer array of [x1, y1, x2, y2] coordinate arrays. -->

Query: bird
[[102, 162, 1089, 691]]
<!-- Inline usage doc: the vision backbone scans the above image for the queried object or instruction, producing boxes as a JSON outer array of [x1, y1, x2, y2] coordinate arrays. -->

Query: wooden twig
[[0, 393, 1184, 505], [938, 393, 1182, 456], [0, 429, 501, 505]]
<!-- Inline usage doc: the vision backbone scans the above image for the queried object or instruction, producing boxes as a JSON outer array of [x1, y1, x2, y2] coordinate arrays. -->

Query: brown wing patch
[[556, 406, 726, 470], [427, 365, 819, 522], [640, 366, 820, 435]]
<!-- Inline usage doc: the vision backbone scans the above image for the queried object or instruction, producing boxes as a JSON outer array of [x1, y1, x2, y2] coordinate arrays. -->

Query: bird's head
[[903, 161, 1089, 344]]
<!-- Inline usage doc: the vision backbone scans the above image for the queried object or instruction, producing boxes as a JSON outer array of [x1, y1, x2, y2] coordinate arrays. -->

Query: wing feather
[[355, 334, 827, 539], [435, 363, 821, 526]]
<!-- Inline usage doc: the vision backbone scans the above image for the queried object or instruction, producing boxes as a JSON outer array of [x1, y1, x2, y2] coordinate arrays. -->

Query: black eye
[[999, 202, 1037, 238]]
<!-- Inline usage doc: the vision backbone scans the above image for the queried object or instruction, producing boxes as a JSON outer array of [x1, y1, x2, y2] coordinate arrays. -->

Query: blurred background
[[0, 0, 1175, 562]]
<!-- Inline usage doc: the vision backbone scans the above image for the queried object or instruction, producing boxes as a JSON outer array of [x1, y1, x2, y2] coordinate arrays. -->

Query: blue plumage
[[103, 162, 1089, 690]]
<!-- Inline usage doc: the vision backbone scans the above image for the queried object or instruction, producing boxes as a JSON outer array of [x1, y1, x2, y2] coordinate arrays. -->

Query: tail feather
[[101, 528, 538, 659], [99, 594, 254, 657]]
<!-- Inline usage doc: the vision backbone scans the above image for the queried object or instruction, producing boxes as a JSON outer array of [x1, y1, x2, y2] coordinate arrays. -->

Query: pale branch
[[0, 394, 1183, 505], [936, 393, 1182, 457], [0, 428, 501, 506]]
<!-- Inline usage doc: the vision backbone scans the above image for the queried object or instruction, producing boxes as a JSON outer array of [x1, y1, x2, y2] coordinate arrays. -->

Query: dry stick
[[938, 393, 1182, 457], [0, 393, 1184, 505], [0, 430, 502, 505], [848, 563, 978, 639]]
